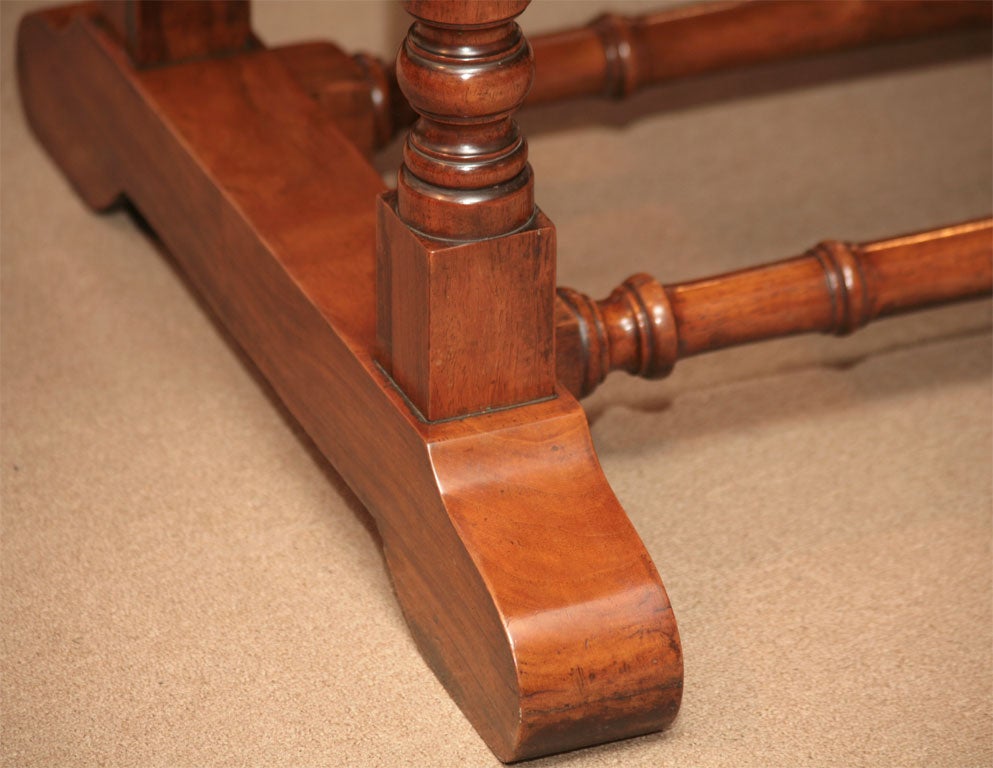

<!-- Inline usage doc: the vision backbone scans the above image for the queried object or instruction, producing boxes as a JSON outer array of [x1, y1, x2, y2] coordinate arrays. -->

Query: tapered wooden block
[[377, 193, 556, 422]]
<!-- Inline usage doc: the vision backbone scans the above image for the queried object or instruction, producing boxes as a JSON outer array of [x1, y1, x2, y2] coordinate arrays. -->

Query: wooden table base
[[17, 0, 991, 762], [18, 4, 680, 761]]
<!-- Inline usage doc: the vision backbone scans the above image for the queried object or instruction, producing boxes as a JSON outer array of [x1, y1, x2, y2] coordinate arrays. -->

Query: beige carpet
[[3, 2, 991, 766]]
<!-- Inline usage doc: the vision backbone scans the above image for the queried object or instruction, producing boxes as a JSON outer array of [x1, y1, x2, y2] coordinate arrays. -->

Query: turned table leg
[[376, 1, 556, 422]]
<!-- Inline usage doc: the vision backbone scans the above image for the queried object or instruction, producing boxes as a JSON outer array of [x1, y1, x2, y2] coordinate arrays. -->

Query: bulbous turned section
[[555, 219, 992, 399], [351, 52, 401, 151], [556, 274, 677, 398], [395, 0, 535, 240]]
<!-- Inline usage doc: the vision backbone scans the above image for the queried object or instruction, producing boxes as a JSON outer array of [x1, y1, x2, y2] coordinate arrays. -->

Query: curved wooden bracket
[[17, 4, 681, 760]]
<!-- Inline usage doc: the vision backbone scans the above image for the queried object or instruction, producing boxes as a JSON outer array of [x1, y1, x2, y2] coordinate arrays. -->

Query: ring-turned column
[[377, 0, 557, 422]]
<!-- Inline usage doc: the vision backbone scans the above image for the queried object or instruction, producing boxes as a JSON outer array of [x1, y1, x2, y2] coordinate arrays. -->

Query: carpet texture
[[3, 2, 991, 766]]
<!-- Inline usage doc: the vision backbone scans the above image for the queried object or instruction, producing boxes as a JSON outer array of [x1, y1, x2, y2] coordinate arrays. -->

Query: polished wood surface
[[556, 219, 993, 398], [394, 0, 533, 239], [528, 0, 992, 104], [272, 42, 396, 157], [17, 1, 681, 760], [97, 0, 256, 66], [16, 0, 993, 762], [302, 0, 991, 152], [376, 0, 557, 421]]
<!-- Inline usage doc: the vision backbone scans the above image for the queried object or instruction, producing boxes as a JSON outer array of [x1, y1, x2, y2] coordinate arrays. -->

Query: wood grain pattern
[[301, 0, 991, 151], [377, 0, 557, 422], [394, 0, 534, 239], [98, 0, 256, 67], [528, 0, 992, 104], [17, 2, 681, 761], [377, 197, 557, 421], [556, 220, 993, 398], [19, 0, 990, 761], [272, 42, 391, 158]]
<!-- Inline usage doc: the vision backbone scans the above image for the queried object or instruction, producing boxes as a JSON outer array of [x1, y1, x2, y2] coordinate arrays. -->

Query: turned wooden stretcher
[[17, 0, 991, 761]]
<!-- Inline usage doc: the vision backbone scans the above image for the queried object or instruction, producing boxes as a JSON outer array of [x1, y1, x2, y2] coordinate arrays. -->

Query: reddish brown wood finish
[[377, 0, 557, 422], [297, 0, 991, 151], [98, 0, 255, 66], [528, 0, 993, 104], [556, 220, 993, 398], [377, 201, 557, 421], [273, 43, 393, 158], [17, 2, 681, 761], [17, 0, 993, 761], [395, 0, 534, 239]]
